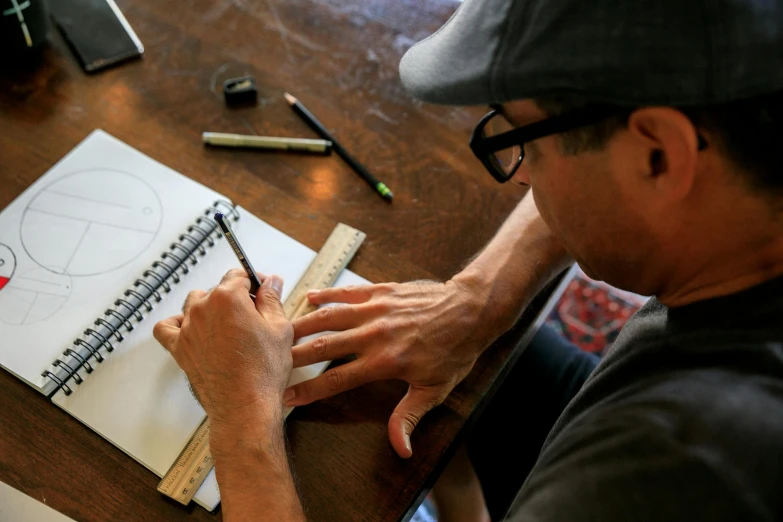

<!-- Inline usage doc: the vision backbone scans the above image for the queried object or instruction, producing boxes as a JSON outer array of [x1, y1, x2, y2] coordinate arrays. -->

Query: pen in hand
[[214, 212, 263, 297]]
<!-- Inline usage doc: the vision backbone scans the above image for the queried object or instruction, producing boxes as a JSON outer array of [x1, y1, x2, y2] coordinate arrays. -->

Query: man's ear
[[627, 107, 700, 200]]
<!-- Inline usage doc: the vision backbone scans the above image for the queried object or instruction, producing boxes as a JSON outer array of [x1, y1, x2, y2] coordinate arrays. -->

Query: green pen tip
[[377, 183, 393, 201]]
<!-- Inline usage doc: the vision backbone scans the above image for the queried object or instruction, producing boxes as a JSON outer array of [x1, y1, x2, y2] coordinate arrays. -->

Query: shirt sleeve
[[504, 405, 753, 522]]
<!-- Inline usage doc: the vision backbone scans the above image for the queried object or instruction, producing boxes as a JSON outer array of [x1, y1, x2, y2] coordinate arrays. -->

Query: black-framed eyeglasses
[[470, 105, 709, 184], [469, 104, 628, 183]]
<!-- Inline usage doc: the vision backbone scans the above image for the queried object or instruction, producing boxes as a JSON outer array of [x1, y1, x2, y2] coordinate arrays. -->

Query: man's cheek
[[530, 186, 554, 225]]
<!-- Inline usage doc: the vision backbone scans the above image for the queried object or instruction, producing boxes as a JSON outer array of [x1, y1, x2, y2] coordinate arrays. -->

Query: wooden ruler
[[157, 223, 366, 505]]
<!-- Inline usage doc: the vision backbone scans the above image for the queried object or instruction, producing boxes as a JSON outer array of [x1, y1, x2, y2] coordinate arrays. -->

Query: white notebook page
[[0, 130, 223, 392]]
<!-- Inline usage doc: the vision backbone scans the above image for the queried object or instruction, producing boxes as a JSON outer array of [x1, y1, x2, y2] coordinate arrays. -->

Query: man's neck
[[657, 228, 783, 308]]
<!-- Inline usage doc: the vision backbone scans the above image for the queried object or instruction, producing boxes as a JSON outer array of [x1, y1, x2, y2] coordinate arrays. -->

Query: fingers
[[215, 268, 266, 300], [292, 303, 372, 339], [256, 274, 285, 318], [153, 314, 183, 352], [219, 268, 253, 288], [306, 284, 381, 306], [283, 359, 376, 408], [388, 385, 449, 459], [183, 290, 207, 314], [183, 268, 256, 314], [291, 326, 374, 368]]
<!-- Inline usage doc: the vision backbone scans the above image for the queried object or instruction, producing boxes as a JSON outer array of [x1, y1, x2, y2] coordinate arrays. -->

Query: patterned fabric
[[546, 268, 647, 355]]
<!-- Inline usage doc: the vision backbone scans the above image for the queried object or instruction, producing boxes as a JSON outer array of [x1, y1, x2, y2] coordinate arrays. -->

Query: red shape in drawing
[[0, 244, 15, 293]]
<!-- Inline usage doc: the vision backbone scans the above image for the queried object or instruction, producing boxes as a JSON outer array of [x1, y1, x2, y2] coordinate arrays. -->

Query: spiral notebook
[[0, 130, 369, 510]]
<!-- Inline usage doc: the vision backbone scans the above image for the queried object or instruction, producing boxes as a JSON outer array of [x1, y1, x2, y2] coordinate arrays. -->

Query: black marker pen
[[214, 212, 263, 297]]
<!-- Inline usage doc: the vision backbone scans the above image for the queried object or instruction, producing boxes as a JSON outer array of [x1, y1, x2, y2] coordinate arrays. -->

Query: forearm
[[210, 408, 304, 522], [454, 190, 571, 336]]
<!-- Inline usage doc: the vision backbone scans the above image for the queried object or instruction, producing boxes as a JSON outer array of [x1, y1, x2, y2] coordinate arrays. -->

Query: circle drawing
[[21, 169, 163, 277], [0, 263, 72, 326], [0, 244, 17, 292]]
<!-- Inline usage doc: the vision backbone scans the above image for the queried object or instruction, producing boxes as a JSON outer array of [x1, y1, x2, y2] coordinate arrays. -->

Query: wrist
[[209, 406, 302, 520], [209, 402, 284, 460], [207, 383, 284, 427], [452, 265, 535, 338], [210, 412, 291, 491]]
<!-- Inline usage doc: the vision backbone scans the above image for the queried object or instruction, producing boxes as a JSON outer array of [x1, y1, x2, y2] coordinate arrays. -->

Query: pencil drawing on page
[[20, 169, 164, 277], [0, 243, 73, 325], [0, 252, 72, 326], [0, 168, 164, 325]]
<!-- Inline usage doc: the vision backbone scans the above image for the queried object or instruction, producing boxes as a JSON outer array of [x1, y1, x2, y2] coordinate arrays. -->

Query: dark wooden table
[[0, 1, 544, 520]]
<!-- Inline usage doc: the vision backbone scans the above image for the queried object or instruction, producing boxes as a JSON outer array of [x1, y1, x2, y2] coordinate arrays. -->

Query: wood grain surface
[[0, 1, 540, 520]]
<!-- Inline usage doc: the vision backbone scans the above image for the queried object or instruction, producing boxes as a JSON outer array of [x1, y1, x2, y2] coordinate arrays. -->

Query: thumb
[[256, 274, 285, 317], [388, 385, 448, 459]]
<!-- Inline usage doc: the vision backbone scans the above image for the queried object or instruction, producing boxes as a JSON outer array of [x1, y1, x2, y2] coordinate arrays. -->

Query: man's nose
[[511, 164, 531, 186]]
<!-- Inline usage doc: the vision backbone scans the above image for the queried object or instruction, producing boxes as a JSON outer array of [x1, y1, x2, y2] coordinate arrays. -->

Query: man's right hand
[[284, 278, 506, 459]]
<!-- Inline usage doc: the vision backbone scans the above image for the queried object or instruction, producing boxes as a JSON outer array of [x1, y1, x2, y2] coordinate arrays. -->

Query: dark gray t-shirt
[[507, 276, 783, 521]]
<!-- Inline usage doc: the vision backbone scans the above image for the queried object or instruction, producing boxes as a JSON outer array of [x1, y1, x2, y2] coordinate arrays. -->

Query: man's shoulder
[[508, 284, 783, 521], [582, 308, 783, 425], [567, 364, 783, 454], [507, 371, 783, 521], [566, 341, 783, 467]]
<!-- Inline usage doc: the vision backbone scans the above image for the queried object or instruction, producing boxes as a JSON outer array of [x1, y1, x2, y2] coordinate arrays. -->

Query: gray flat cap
[[399, 0, 783, 106]]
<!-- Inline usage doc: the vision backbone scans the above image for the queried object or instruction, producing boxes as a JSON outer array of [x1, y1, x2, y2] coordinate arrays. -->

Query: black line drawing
[[20, 169, 163, 277], [17, 275, 62, 286], [24, 207, 159, 234], [45, 189, 133, 210], [0, 256, 72, 326], [0, 244, 17, 293]]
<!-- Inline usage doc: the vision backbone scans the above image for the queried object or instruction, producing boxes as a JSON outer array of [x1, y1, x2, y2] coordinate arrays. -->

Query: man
[[153, 0, 783, 519]]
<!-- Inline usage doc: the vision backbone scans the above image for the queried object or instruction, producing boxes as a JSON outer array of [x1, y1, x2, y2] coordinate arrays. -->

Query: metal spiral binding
[[125, 289, 153, 311], [42, 371, 72, 396], [41, 200, 237, 397], [105, 309, 134, 332], [75, 338, 105, 362], [64, 349, 93, 373], [94, 317, 124, 342], [169, 243, 197, 266], [134, 279, 162, 302], [187, 222, 214, 247], [144, 270, 171, 293], [178, 233, 206, 255], [84, 329, 114, 353], [53, 359, 83, 384], [152, 260, 180, 283], [115, 298, 144, 321]]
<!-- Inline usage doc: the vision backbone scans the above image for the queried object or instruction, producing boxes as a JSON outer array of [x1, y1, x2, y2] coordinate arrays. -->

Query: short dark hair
[[535, 91, 783, 197]]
